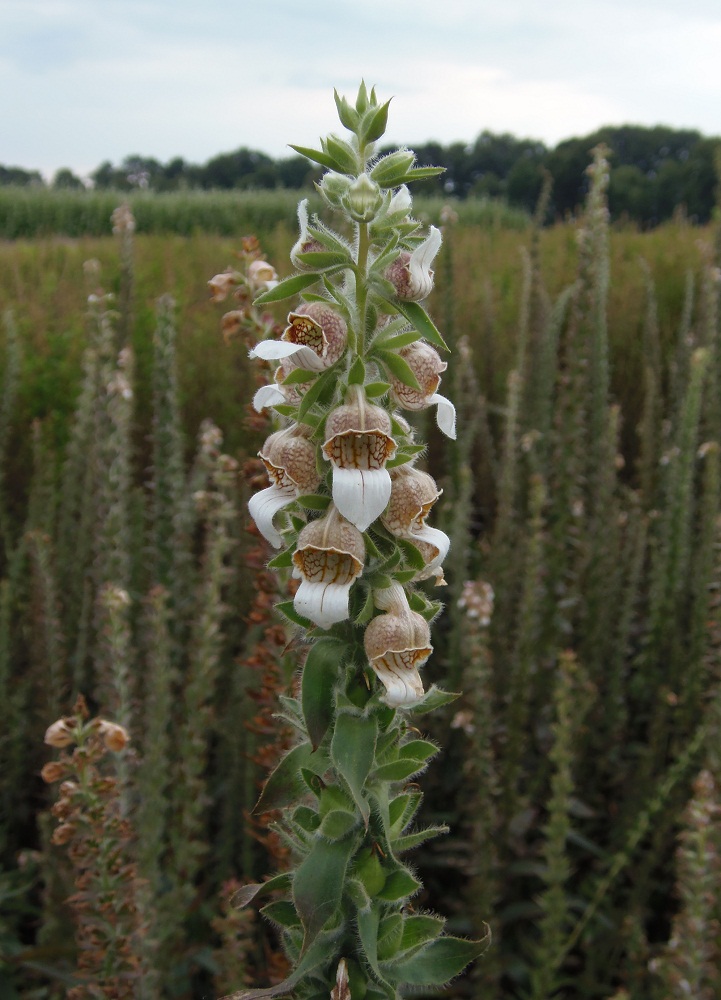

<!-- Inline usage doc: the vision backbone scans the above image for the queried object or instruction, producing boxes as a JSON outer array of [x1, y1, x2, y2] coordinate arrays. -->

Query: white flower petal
[[373, 662, 425, 708], [253, 384, 287, 412], [430, 393, 456, 440], [289, 199, 310, 268], [331, 466, 392, 532], [249, 340, 326, 371], [293, 578, 354, 629], [248, 483, 296, 548], [408, 226, 442, 299], [409, 524, 450, 582], [388, 185, 412, 216]]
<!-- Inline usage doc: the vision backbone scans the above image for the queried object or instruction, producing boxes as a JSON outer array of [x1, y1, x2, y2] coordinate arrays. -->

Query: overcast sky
[[2, 0, 720, 180]]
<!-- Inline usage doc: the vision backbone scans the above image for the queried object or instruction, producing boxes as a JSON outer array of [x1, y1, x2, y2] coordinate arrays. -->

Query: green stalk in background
[[227, 82, 488, 999]]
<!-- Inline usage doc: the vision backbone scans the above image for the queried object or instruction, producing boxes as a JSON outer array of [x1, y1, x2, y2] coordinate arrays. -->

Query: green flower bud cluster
[[233, 83, 488, 1000]]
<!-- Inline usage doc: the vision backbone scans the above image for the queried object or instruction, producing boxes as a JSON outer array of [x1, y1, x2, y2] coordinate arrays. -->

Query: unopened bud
[[41, 761, 67, 783], [52, 822, 76, 845], [319, 171, 353, 207], [342, 173, 383, 223], [44, 719, 75, 748], [98, 720, 130, 752]]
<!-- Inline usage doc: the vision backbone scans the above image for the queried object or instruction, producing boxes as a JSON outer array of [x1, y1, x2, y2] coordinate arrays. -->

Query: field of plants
[[1, 148, 720, 999]]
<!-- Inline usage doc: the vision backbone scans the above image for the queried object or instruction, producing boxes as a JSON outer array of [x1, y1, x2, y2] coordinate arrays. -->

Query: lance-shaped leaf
[[380, 930, 491, 986], [289, 143, 344, 171], [230, 872, 292, 909], [376, 348, 421, 391], [228, 925, 342, 999], [254, 742, 329, 813], [376, 865, 421, 901], [293, 835, 356, 947], [302, 637, 346, 749], [395, 300, 449, 351], [409, 684, 461, 715], [330, 711, 378, 825], [357, 904, 394, 990], [254, 272, 320, 305], [395, 914, 446, 959]]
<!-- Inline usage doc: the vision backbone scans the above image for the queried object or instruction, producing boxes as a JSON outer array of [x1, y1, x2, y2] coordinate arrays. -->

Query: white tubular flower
[[384, 226, 442, 301], [253, 359, 314, 412], [249, 303, 347, 372], [322, 386, 397, 531], [363, 583, 432, 708], [247, 259, 278, 292], [381, 465, 450, 585], [248, 426, 320, 548], [385, 341, 456, 440], [292, 507, 365, 629]]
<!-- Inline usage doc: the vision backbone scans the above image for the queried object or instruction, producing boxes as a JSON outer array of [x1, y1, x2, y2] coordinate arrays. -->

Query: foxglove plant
[[230, 83, 488, 999]]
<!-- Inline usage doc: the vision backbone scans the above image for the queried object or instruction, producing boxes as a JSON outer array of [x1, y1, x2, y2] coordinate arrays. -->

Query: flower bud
[[97, 720, 130, 752], [208, 269, 238, 303], [52, 822, 76, 846], [319, 172, 353, 208], [41, 760, 67, 783], [342, 173, 383, 223], [384, 227, 442, 301], [44, 719, 75, 748]]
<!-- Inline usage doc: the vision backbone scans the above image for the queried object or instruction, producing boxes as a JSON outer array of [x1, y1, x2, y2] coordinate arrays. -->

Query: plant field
[[0, 179, 720, 998]]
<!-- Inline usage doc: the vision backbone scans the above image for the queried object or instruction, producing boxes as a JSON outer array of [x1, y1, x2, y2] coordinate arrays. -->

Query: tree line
[[3, 124, 719, 226]]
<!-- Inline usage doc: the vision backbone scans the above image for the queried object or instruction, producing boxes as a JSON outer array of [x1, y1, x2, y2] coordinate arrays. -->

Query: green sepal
[[389, 791, 423, 831], [387, 445, 426, 469], [380, 930, 491, 986], [355, 81, 370, 114], [376, 866, 421, 901], [325, 133, 359, 174], [289, 143, 342, 171], [261, 899, 302, 929], [362, 531, 384, 559], [282, 366, 319, 385], [271, 403, 297, 418], [330, 712, 378, 826], [397, 914, 446, 958], [275, 600, 311, 629], [230, 872, 292, 909], [317, 808, 358, 841], [373, 348, 422, 392], [410, 685, 461, 714], [360, 99, 392, 144], [302, 637, 346, 749], [375, 330, 421, 352], [377, 913, 404, 961], [395, 165, 446, 183], [334, 88, 360, 131], [267, 548, 293, 569], [348, 355, 366, 385], [396, 536, 426, 570], [300, 768, 325, 797], [293, 835, 356, 946], [370, 150, 416, 187], [254, 271, 320, 305], [368, 572, 393, 591], [345, 876, 372, 913], [354, 586, 376, 625], [299, 366, 338, 419], [396, 300, 449, 351], [364, 381, 391, 398], [254, 742, 329, 813], [392, 569, 419, 584], [295, 493, 331, 511], [292, 805, 321, 834]]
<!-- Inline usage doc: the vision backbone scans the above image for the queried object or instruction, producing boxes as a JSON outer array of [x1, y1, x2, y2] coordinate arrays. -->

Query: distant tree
[[0, 165, 45, 186], [52, 168, 85, 190], [200, 148, 276, 189]]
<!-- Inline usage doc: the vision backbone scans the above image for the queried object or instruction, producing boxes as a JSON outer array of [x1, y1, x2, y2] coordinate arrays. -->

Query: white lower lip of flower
[[253, 384, 287, 412], [331, 466, 392, 532], [248, 482, 297, 548], [370, 651, 427, 708], [293, 577, 356, 629], [408, 226, 442, 300], [249, 340, 328, 372], [430, 393, 456, 440], [408, 524, 450, 582]]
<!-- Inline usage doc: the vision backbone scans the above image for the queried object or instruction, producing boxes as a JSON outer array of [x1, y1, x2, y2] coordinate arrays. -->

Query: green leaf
[[354, 586, 376, 625], [348, 356, 366, 385], [293, 805, 320, 833], [299, 367, 338, 419], [275, 600, 311, 629], [389, 791, 423, 831], [370, 150, 416, 186], [289, 143, 341, 171], [374, 758, 430, 781], [355, 81, 370, 114], [295, 493, 331, 511], [377, 913, 404, 961], [361, 99, 391, 143], [364, 381, 391, 398], [375, 349, 421, 391], [254, 743, 329, 813], [392, 825, 449, 853], [376, 866, 421, 901], [375, 331, 421, 351], [399, 739, 439, 762], [396, 300, 449, 351], [230, 872, 292, 909], [317, 808, 358, 841], [254, 271, 319, 305], [267, 549, 293, 569], [386, 445, 426, 470], [235, 925, 342, 999], [330, 712, 378, 826], [295, 249, 352, 270], [391, 569, 419, 584], [282, 367, 319, 385], [357, 905, 393, 989], [334, 88, 360, 130], [293, 836, 356, 945], [261, 900, 302, 928], [396, 536, 426, 570], [410, 685, 461, 714], [302, 638, 346, 749], [397, 165, 446, 183], [382, 931, 491, 985], [398, 914, 446, 957]]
